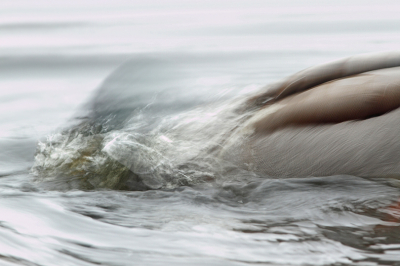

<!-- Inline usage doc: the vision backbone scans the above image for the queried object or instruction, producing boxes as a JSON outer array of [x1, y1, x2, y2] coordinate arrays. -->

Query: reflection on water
[[2, 0, 400, 265]]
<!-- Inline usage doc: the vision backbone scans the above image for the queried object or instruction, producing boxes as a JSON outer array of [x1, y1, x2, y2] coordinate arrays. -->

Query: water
[[1, 0, 400, 265]]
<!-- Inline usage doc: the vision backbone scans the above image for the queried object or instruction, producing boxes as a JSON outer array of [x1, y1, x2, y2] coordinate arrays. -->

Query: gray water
[[2, 0, 400, 265]]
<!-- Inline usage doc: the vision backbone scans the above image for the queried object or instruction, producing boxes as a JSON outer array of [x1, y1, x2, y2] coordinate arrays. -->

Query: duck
[[221, 51, 400, 178]]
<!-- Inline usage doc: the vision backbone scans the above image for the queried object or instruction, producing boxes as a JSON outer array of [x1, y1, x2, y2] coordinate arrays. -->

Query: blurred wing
[[252, 66, 400, 133]]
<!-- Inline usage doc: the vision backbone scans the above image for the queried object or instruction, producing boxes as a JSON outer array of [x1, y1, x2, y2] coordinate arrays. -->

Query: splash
[[31, 95, 255, 190]]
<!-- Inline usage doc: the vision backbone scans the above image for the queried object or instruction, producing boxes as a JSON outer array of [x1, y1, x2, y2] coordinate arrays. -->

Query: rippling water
[[2, 0, 400, 265]]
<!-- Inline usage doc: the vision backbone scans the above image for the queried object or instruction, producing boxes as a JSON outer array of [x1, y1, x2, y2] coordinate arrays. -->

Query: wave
[[31, 56, 255, 190]]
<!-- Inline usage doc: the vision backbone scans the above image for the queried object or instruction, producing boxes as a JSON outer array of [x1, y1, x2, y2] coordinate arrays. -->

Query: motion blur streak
[[1, 0, 400, 265]]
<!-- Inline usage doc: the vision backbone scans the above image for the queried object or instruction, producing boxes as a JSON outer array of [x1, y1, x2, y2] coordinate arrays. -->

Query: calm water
[[1, 1, 400, 265]]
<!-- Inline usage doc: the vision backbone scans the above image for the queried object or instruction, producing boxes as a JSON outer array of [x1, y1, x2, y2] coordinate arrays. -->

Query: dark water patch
[[0, 22, 88, 31], [0, 255, 42, 266]]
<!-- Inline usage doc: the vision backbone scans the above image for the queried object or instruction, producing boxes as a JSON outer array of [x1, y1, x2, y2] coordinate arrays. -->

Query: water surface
[[1, 1, 400, 265]]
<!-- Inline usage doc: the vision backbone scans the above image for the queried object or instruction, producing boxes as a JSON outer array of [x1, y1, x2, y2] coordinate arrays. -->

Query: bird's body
[[221, 52, 400, 178]]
